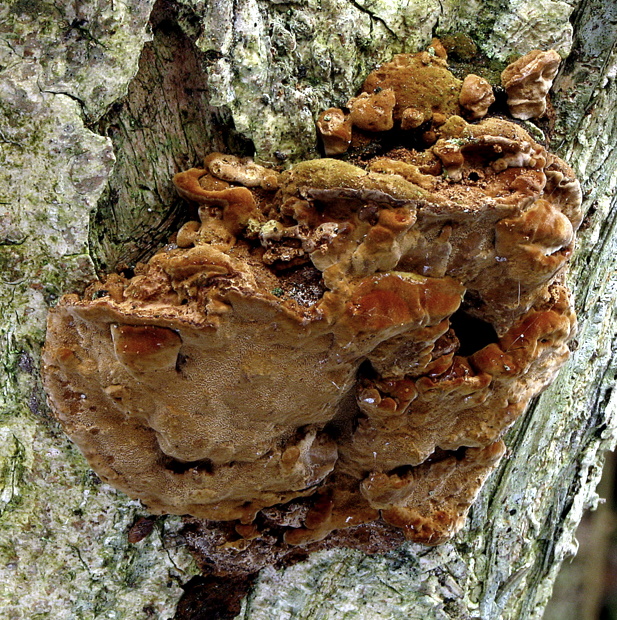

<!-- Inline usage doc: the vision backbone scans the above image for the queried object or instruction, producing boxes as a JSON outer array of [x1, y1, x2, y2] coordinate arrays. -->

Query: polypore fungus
[[43, 43, 579, 575], [501, 49, 562, 120], [360, 50, 462, 126], [459, 74, 495, 120], [317, 108, 353, 156]]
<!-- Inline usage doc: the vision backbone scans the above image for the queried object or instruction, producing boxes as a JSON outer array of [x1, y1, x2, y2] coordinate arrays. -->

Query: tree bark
[[0, 1, 615, 618]]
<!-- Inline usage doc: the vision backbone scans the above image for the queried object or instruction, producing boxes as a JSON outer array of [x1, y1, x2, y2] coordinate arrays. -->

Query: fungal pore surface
[[42, 43, 581, 574]]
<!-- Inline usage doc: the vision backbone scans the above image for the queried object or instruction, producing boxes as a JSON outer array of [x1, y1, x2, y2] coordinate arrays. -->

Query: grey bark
[[0, 0, 615, 619]]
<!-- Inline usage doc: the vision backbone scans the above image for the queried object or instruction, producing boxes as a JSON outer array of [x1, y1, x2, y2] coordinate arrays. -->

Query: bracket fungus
[[501, 49, 562, 120], [459, 74, 495, 120], [43, 44, 580, 575]]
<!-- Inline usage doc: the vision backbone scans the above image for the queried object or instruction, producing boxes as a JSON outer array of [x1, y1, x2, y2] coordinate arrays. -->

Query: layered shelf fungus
[[42, 42, 581, 576]]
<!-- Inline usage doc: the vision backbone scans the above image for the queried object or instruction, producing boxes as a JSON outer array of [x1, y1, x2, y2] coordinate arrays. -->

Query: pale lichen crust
[[42, 44, 580, 571]]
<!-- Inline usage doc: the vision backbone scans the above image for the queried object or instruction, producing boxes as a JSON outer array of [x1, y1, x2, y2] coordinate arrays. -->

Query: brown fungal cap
[[359, 50, 462, 128], [316, 108, 353, 156], [347, 89, 397, 132], [43, 41, 581, 575], [459, 74, 495, 120], [501, 49, 561, 120]]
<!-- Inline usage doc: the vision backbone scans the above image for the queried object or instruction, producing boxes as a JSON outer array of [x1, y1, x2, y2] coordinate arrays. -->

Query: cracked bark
[[0, 0, 615, 619]]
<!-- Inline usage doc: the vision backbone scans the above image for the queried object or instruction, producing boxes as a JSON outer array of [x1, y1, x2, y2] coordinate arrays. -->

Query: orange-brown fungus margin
[[42, 43, 580, 574]]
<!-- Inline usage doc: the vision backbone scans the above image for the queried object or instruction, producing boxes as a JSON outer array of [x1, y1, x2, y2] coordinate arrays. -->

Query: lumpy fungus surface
[[43, 44, 581, 574]]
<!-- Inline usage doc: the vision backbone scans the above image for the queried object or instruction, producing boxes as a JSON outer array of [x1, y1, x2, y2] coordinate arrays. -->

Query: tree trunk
[[0, 1, 615, 618]]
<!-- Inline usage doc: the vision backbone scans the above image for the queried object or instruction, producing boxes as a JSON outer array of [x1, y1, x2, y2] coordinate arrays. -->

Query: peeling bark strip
[[0, 1, 616, 620]]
